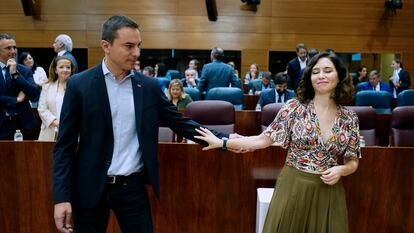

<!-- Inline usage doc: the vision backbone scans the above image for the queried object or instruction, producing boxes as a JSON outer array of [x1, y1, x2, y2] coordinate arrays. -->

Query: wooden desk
[[243, 94, 259, 110], [1, 142, 413, 233]]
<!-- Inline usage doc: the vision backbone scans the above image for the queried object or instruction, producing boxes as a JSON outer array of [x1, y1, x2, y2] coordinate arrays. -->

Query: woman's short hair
[[48, 56, 75, 83], [296, 52, 354, 105]]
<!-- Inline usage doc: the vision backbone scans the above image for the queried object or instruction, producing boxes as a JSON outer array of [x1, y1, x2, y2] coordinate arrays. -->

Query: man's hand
[[6, 58, 17, 74], [54, 202, 73, 233], [16, 91, 25, 103]]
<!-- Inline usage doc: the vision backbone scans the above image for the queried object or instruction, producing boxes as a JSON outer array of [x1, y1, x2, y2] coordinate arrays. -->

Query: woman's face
[[359, 67, 367, 78], [311, 58, 339, 95], [250, 64, 257, 73], [55, 59, 72, 81], [23, 54, 34, 68], [170, 84, 182, 99]]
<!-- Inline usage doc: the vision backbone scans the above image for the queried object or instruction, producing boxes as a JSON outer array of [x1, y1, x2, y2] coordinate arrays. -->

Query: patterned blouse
[[263, 99, 361, 174]]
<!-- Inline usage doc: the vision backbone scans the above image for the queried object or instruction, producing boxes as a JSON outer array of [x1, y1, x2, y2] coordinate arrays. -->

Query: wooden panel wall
[[0, 0, 413, 77]]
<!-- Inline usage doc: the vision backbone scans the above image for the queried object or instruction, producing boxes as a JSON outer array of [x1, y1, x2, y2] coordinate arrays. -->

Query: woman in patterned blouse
[[195, 51, 361, 233]]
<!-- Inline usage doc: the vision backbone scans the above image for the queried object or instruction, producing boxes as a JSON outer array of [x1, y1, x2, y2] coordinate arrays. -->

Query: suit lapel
[[94, 66, 113, 130], [131, 72, 143, 135]]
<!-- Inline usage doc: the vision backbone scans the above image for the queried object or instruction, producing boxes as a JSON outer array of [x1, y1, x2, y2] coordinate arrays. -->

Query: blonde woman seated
[[167, 79, 193, 110], [37, 56, 75, 141]]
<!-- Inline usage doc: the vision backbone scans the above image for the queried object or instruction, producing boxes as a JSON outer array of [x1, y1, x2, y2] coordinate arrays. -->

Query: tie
[[4, 67, 12, 85], [277, 93, 282, 103], [0, 67, 5, 87]]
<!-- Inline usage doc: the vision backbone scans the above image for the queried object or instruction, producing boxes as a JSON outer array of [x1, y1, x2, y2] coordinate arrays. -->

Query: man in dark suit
[[259, 72, 295, 108], [53, 34, 79, 73], [197, 47, 241, 93], [390, 59, 411, 97], [181, 68, 198, 88], [249, 71, 275, 94], [0, 33, 40, 140], [52, 15, 230, 233], [287, 43, 307, 92], [358, 70, 392, 94]]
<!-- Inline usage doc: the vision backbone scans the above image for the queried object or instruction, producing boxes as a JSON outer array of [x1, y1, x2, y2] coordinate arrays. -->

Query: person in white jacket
[[37, 56, 74, 141]]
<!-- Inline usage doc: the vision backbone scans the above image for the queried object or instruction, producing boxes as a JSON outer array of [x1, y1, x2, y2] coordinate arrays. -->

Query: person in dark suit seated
[[259, 72, 295, 108], [287, 43, 308, 92], [181, 68, 198, 88], [358, 70, 392, 94], [250, 71, 274, 94], [197, 47, 241, 93], [389, 59, 411, 97], [52, 15, 233, 233], [53, 34, 78, 73], [0, 33, 40, 140]]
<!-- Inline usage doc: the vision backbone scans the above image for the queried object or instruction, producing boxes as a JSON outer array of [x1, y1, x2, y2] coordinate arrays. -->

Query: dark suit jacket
[[53, 64, 227, 208], [198, 60, 241, 93], [0, 64, 40, 138], [259, 88, 295, 107], [250, 80, 275, 93], [287, 57, 303, 91], [358, 81, 392, 94], [62, 51, 78, 73], [389, 69, 411, 94]]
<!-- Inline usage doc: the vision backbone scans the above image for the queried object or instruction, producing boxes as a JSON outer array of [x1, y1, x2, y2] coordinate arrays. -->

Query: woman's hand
[[320, 166, 344, 185], [194, 127, 223, 150]]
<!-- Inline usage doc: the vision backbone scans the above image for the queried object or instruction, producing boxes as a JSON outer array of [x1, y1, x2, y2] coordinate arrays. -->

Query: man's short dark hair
[[295, 43, 307, 52], [273, 72, 288, 85], [0, 33, 15, 41], [101, 15, 139, 44], [211, 47, 225, 61], [262, 71, 272, 80]]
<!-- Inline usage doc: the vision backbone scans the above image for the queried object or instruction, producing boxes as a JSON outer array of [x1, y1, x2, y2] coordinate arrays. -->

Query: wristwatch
[[221, 137, 228, 150]]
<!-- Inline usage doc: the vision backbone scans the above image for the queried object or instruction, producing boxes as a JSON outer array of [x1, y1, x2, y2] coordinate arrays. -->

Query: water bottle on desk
[[14, 129, 23, 141], [359, 135, 365, 147]]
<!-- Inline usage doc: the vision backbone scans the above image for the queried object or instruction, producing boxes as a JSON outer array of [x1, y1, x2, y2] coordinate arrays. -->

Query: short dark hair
[[101, 15, 139, 44], [307, 48, 319, 60], [0, 33, 15, 41], [143, 66, 154, 76], [296, 52, 354, 105], [211, 47, 224, 61], [295, 43, 307, 52], [262, 71, 272, 80], [273, 72, 288, 85]]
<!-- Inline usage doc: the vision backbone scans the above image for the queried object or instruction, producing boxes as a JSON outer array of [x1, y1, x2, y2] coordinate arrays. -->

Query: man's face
[[275, 83, 287, 92], [53, 39, 63, 53], [101, 27, 141, 73], [297, 48, 307, 61], [134, 61, 140, 71], [0, 38, 17, 63], [185, 70, 196, 81], [369, 75, 380, 87], [262, 78, 270, 86]]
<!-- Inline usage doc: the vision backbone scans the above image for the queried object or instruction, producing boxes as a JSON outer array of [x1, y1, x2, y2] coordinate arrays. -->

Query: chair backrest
[[355, 91, 393, 114], [260, 103, 285, 131], [356, 82, 365, 92], [205, 87, 244, 110], [397, 89, 414, 106], [166, 70, 182, 80], [184, 87, 201, 101], [185, 100, 235, 134], [157, 77, 170, 90], [158, 127, 175, 142], [345, 106, 377, 146], [248, 79, 262, 90], [391, 106, 414, 147]]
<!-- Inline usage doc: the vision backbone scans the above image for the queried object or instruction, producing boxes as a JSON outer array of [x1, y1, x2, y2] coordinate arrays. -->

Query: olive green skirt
[[262, 165, 349, 233]]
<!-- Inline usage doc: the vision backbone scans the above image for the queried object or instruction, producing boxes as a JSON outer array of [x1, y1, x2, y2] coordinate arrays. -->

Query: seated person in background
[[143, 65, 166, 91], [154, 62, 167, 78], [167, 79, 192, 110], [19, 51, 48, 87], [358, 70, 392, 94], [181, 68, 198, 88], [259, 72, 295, 108], [38, 56, 75, 141], [228, 61, 239, 78], [134, 59, 141, 72], [188, 59, 201, 79], [250, 71, 274, 95], [352, 65, 368, 86], [244, 63, 262, 84]]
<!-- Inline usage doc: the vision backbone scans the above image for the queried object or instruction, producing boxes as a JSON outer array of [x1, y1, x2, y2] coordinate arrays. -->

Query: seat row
[[160, 101, 414, 147]]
